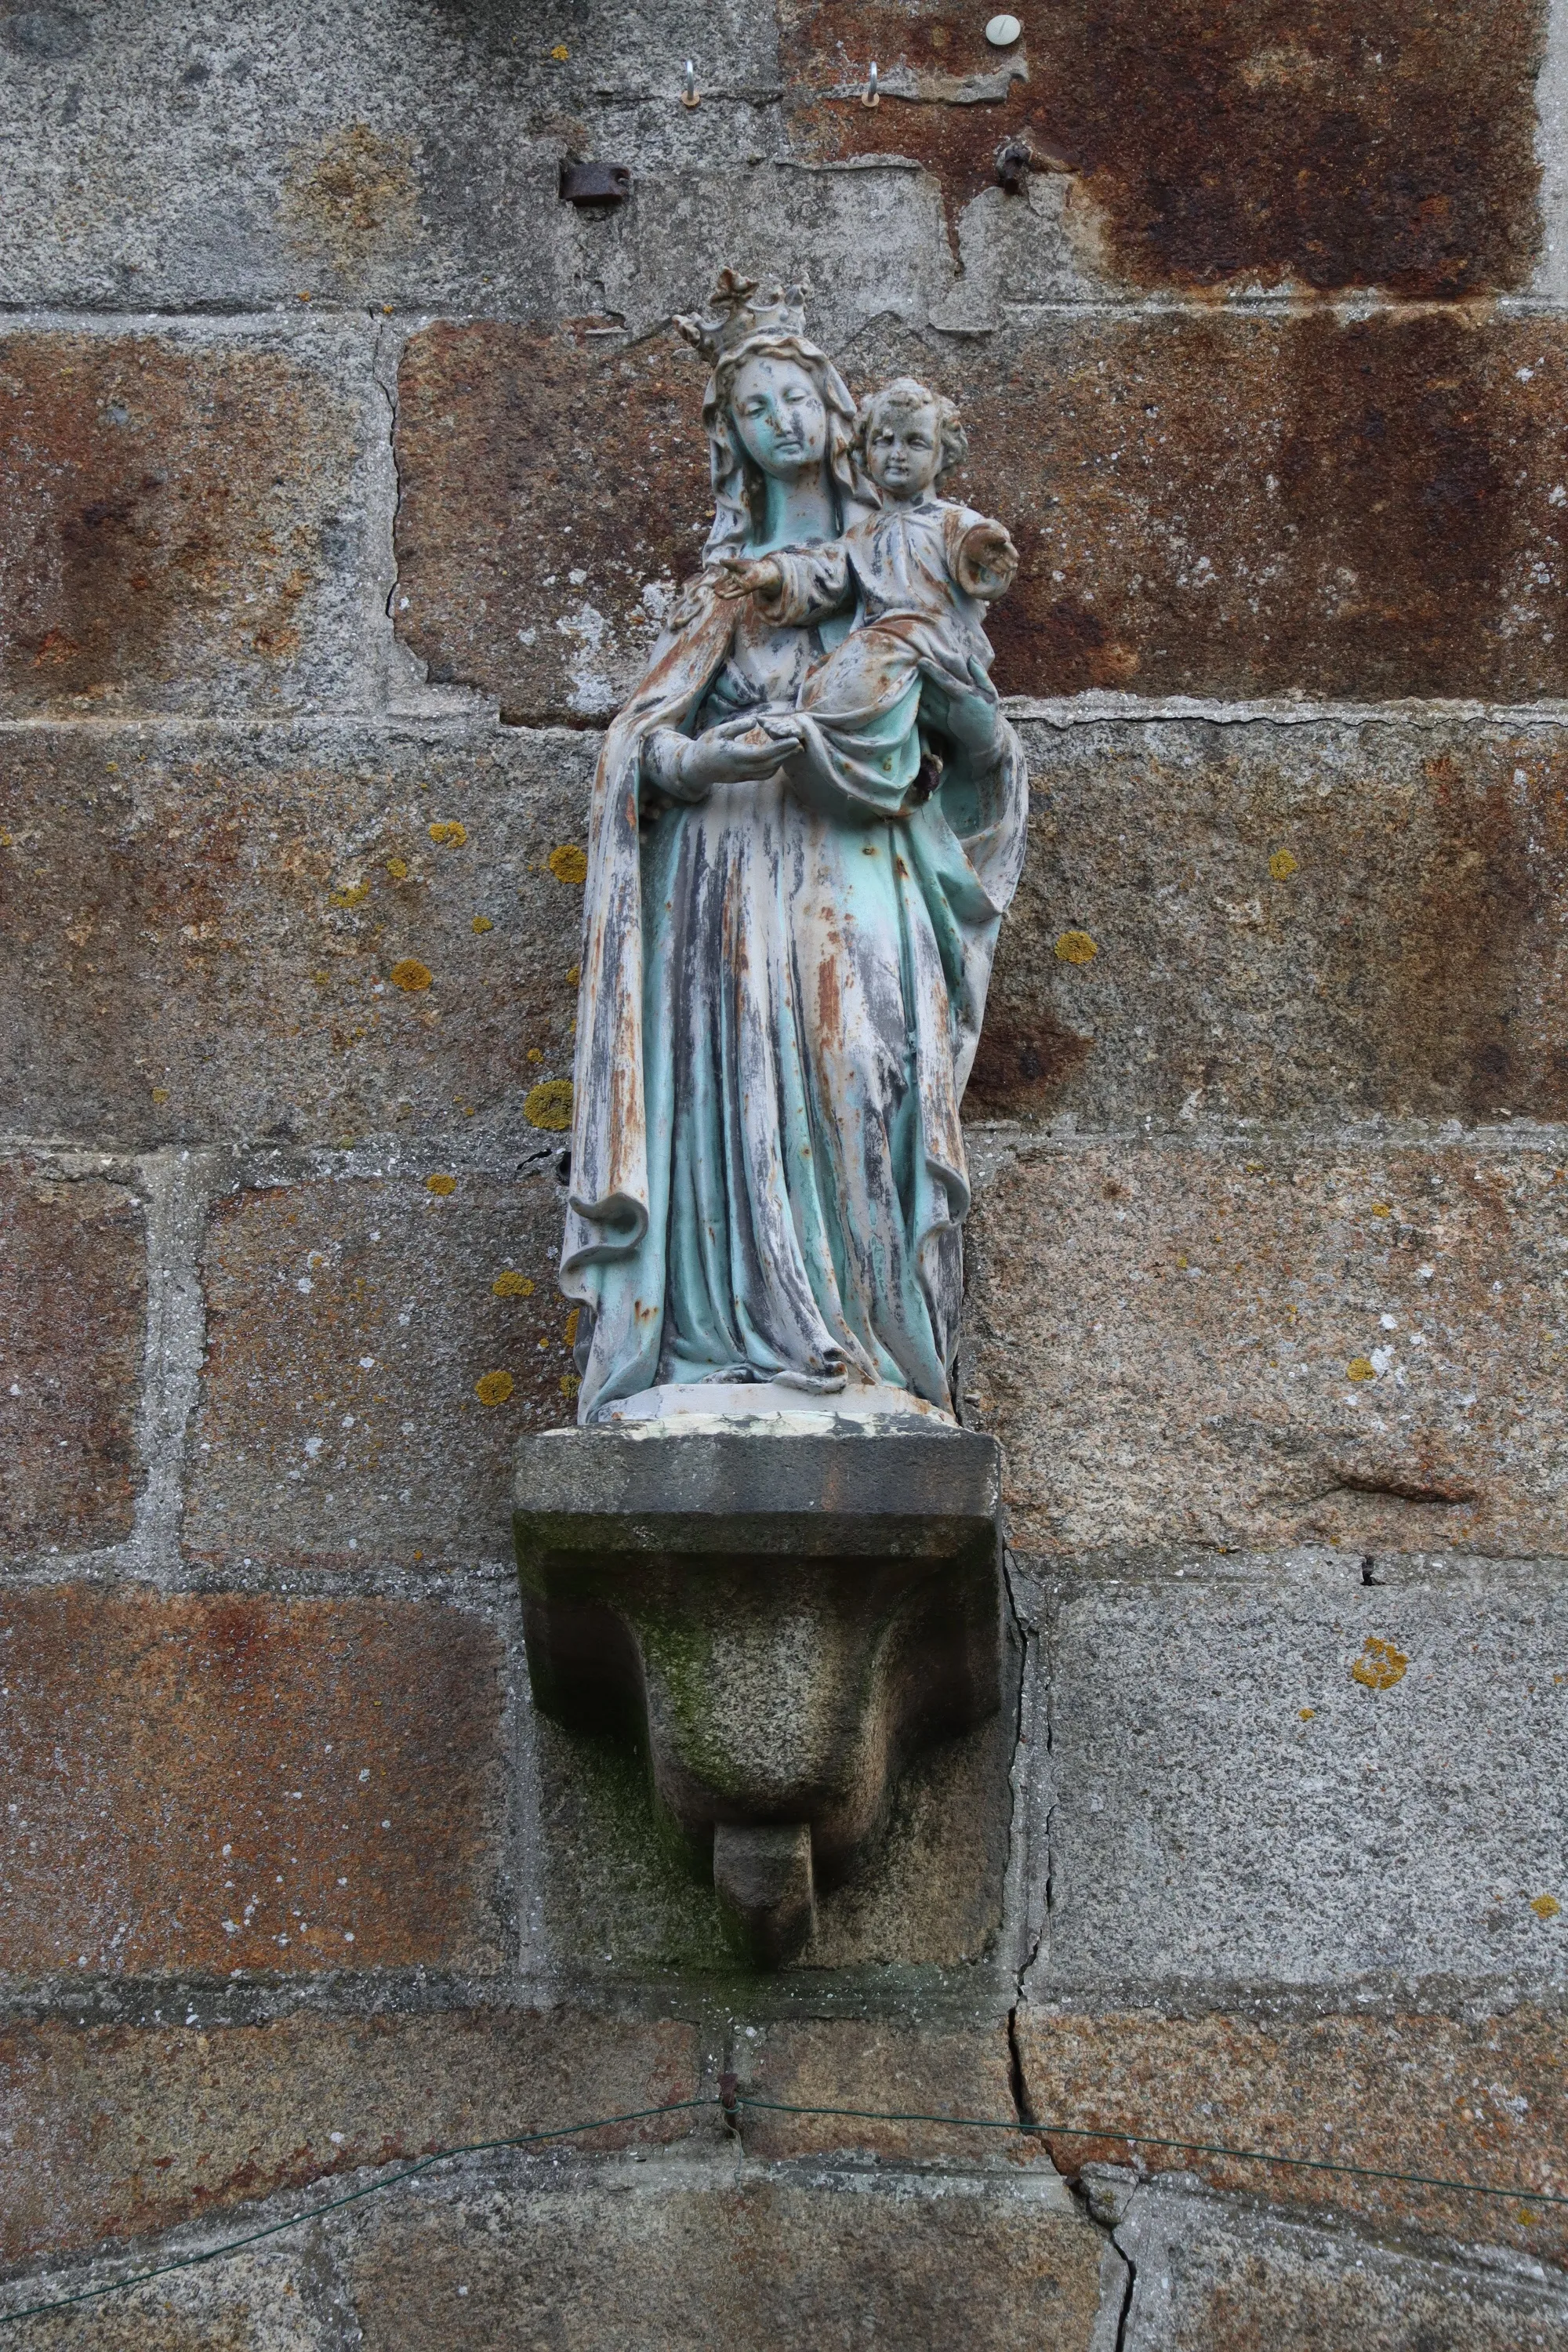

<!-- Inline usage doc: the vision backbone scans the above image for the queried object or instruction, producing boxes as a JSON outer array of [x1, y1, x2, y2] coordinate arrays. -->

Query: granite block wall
[[2, 2, 1567, 2342]]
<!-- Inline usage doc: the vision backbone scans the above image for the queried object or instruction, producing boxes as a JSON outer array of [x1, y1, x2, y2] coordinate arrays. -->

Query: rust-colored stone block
[[866, 310, 1568, 702], [1017, 2003, 1568, 2265], [396, 312, 1568, 708], [0, 723, 593, 1150], [736, 2019, 1018, 2161], [969, 720, 1568, 1127], [0, 326, 371, 716], [185, 1172, 572, 1568], [0, 1169, 144, 1555], [0, 2009, 699, 2267], [394, 324, 710, 725], [779, 0, 1544, 294], [968, 1139, 1568, 1554], [0, 1587, 503, 1977]]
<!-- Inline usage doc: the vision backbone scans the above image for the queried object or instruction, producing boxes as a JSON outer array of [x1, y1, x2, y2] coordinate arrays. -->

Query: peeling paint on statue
[[560, 274, 1027, 1427]]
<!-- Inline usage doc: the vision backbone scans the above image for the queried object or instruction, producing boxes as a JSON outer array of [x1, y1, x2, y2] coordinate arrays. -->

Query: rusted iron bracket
[[559, 158, 632, 208]]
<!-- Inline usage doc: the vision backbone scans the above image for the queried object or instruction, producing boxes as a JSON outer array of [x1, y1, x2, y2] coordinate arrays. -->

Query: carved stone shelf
[[514, 1421, 1003, 1966]]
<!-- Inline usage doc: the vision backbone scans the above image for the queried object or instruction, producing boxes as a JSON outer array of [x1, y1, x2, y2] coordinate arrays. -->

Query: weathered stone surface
[[969, 1139, 1568, 1556], [735, 2019, 1018, 2161], [0, 2009, 699, 2266], [1019, 2003, 1568, 2264], [0, 2249, 318, 2352], [0, 324, 378, 717], [0, 1587, 503, 1977], [779, 0, 1544, 293], [861, 310, 1568, 703], [522, 1682, 1014, 1975], [1115, 2182, 1568, 2349], [971, 721, 1568, 1129], [0, 722, 594, 1152], [394, 324, 711, 725], [0, 1168, 144, 1555], [339, 2160, 1105, 2350], [185, 1171, 574, 1568], [397, 311, 1568, 713], [1032, 1563, 1568, 1996], [0, 0, 793, 310]]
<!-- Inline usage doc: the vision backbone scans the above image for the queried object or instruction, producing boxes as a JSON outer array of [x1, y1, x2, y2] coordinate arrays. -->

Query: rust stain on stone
[[0, 1169, 144, 1552], [852, 310, 1568, 702], [394, 325, 710, 727], [778, 0, 1544, 292], [0, 334, 354, 713], [1017, 2005, 1568, 2263], [0, 1585, 503, 1977]]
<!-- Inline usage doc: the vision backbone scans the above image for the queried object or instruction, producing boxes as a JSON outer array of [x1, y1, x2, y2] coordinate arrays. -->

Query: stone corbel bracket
[[513, 1423, 1003, 1966]]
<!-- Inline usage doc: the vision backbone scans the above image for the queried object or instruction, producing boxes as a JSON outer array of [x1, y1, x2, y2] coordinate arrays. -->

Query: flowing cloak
[[559, 566, 1029, 1425]]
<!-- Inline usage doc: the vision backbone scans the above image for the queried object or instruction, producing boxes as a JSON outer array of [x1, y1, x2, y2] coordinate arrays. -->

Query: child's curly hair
[[853, 376, 969, 485]]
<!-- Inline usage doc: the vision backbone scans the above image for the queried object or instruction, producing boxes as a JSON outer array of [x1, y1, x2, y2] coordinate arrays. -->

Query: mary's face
[[728, 356, 828, 479]]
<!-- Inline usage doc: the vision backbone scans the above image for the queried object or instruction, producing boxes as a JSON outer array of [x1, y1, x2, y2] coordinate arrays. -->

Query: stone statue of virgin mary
[[559, 273, 1028, 1425]]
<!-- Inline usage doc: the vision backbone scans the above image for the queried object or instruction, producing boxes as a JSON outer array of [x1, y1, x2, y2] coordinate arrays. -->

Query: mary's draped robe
[[560, 568, 1028, 1425]]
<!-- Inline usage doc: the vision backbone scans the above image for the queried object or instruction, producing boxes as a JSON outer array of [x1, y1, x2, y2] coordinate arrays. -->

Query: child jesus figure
[[717, 376, 1018, 815]]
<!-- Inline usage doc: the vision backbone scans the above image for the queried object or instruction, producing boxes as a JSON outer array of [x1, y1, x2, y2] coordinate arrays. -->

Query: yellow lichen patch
[[560, 1372, 580, 1397], [1054, 929, 1098, 965], [548, 844, 589, 885], [493, 1270, 534, 1298], [471, 915, 493, 934], [1298, 1707, 1315, 1720], [312, 971, 331, 985], [1346, 1356, 1376, 1381], [566, 963, 581, 985], [328, 878, 371, 908], [1531, 1894, 1562, 1921], [1352, 1636, 1408, 1692], [1268, 848, 1299, 880], [550, 42, 569, 59], [390, 958, 432, 992], [425, 1173, 457, 1196], [564, 1307, 580, 1347], [475, 1370, 514, 1406], [528, 1047, 543, 1064], [1370, 1203, 1392, 1218], [386, 857, 408, 880], [428, 820, 467, 846], [524, 1078, 574, 1131], [151, 1087, 170, 1104]]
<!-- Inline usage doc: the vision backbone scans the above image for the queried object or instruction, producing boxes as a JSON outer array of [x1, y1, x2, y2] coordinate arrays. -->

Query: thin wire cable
[[734, 2098, 1568, 2211], [0, 2100, 710, 2328], [3, 2092, 1563, 2328]]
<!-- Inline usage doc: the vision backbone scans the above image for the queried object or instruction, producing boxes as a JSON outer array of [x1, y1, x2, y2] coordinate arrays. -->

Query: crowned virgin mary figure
[[558, 274, 1028, 1425]]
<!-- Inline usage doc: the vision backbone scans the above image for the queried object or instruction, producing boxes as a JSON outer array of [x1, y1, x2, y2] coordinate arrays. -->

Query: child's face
[[864, 402, 942, 500]]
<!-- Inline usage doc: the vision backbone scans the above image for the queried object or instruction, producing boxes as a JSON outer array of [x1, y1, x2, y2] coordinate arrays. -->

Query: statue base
[[513, 1408, 1002, 1968]]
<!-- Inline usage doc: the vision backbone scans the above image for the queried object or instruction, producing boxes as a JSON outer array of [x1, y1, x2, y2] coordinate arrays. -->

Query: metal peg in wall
[[862, 60, 879, 107], [682, 60, 700, 107]]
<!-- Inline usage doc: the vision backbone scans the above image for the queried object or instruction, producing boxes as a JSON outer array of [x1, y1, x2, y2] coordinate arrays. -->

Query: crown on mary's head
[[673, 270, 808, 361]]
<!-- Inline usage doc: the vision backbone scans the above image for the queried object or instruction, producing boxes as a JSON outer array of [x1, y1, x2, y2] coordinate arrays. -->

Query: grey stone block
[[1030, 1562, 1568, 2000], [976, 718, 1568, 1131], [0, 718, 594, 1152], [0, 1, 960, 323], [334, 2153, 1107, 2351], [1115, 2180, 1568, 2350]]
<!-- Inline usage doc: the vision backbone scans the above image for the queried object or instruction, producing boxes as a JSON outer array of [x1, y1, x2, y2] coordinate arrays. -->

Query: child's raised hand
[[715, 556, 786, 603]]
